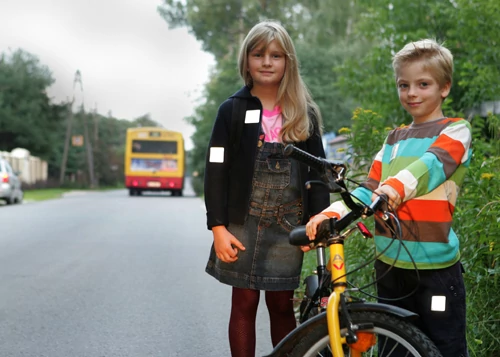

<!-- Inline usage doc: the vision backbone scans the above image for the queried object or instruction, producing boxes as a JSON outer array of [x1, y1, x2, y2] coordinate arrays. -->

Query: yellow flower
[[481, 173, 494, 180], [339, 127, 351, 134], [489, 241, 495, 252], [337, 148, 346, 153], [385, 127, 392, 131]]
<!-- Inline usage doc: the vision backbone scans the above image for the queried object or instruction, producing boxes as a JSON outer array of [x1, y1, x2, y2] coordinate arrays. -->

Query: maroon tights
[[228, 287, 296, 357]]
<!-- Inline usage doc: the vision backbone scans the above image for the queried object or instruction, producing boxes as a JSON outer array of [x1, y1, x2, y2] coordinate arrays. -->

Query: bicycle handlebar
[[284, 144, 346, 194], [289, 195, 387, 247], [284, 144, 329, 175], [284, 143, 389, 247]]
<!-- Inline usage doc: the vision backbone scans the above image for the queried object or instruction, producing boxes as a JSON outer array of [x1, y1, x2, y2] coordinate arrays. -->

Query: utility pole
[[59, 70, 83, 184], [73, 70, 96, 188], [59, 98, 73, 184], [82, 105, 96, 188], [92, 103, 99, 187], [59, 70, 96, 188]]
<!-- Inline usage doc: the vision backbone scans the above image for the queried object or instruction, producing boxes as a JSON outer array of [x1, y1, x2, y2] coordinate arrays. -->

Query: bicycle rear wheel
[[290, 311, 442, 357]]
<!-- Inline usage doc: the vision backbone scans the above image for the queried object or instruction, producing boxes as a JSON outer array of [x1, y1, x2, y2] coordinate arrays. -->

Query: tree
[[157, 0, 367, 193], [337, 0, 500, 126], [131, 113, 163, 128], [0, 49, 65, 158]]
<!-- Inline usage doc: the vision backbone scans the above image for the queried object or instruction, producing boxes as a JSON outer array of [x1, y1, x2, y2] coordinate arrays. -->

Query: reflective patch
[[390, 143, 399, 161], [209, 147, 224, 163], [244, 110, 260, 124], [431, 295, 446, 311]]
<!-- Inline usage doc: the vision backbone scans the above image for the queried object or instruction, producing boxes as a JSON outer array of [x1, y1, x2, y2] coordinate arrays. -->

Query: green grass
[[23, 186, 124, 202], [23, 188, 74, 201]]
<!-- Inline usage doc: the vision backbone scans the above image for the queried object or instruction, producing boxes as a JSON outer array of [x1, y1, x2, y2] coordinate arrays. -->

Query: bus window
[[132, 140, 177, 154]]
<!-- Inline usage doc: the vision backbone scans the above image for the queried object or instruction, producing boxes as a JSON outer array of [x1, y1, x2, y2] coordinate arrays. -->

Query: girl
[[204, 20, 330, 357]]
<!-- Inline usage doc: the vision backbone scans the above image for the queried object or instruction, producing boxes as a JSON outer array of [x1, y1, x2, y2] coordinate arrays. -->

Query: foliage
[[454, 114, 500, 356], [0, 48, 168, 187], [296, 41, 362, 133], [334, 1, 500, 354], [0, 49, 66, 159], [57, 111, 163, 187], [337, 0, 500, 123], [158, 0, 366, 196]]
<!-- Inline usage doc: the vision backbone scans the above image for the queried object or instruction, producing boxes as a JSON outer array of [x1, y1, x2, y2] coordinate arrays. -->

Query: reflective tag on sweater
[[390, 143, 399, 161]]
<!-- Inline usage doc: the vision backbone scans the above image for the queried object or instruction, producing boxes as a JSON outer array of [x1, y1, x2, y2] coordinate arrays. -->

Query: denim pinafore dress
[[206, 141, 304, 291]]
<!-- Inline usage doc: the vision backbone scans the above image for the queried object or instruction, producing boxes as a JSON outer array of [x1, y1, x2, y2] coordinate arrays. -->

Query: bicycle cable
[[329, 182, 422, 302]]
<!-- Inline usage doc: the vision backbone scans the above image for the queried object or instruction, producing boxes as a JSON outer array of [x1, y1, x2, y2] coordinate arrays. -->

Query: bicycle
[[263, 144, 442, 357]]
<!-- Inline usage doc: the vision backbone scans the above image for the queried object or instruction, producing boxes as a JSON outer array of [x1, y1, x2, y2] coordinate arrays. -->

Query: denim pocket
[[253, 159, 291, 189], [280, 210, 302, 232]]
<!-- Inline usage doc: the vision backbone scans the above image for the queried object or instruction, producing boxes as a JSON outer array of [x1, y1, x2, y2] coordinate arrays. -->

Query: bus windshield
[[132, 140, 177, 154]]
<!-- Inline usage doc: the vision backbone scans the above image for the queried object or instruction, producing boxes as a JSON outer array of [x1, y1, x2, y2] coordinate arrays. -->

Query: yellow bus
[[124, 127, 185, 196]]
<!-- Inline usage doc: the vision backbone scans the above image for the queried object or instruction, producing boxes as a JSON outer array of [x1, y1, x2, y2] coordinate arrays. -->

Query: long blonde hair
[[238, 20, 322, 142]]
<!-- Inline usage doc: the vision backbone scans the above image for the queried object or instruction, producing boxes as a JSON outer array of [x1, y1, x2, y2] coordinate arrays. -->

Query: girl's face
[[396, 60, 450, 124], [247, 39, 286, 89]]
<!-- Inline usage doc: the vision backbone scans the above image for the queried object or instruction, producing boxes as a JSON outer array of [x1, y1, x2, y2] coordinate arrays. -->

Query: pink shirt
[[262, 106, 283, 143]]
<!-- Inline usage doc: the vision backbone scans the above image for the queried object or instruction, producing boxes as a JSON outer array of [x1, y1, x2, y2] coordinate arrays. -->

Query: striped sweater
[[323, 118, 472, 269]]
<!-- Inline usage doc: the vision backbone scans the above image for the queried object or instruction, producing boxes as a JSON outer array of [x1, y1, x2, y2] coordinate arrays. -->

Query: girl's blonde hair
[[392, 39, 453, 89], [238, 20, 322, 143]]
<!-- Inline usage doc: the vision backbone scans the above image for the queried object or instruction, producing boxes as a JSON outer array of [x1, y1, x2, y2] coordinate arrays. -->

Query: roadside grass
[[23, 186, 123, 202], [23, 188, 73, 201]]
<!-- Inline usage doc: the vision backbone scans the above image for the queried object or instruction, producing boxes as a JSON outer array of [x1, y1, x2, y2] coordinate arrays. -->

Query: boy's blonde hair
[[392, 39, 453, 88], [238, 20, 322, 142]]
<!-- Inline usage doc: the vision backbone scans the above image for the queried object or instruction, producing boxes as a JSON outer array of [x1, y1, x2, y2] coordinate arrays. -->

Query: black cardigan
[[204, 86, 330, 230]]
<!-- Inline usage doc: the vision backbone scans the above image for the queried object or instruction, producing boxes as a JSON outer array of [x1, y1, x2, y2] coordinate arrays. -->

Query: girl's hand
[[212, 226, 246, 263], [373, 185, 401, 210], [305, 213, 329, 240]]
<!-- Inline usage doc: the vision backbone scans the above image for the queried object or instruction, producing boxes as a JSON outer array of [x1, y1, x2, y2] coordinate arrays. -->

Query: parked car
[[0, 158, 23, 204]]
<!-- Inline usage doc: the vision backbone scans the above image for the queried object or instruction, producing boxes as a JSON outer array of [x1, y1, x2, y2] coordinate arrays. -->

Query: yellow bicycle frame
[[326, 241, 362, 357]]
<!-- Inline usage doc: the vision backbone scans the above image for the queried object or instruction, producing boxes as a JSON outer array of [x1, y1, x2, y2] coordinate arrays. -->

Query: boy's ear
[[440, 82, 451, 99]]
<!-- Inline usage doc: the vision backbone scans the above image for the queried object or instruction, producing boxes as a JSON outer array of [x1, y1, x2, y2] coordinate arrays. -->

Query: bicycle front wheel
[[290, 311, 442, 357]]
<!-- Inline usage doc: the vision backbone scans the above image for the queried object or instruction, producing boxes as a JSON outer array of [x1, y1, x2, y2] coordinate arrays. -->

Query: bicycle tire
[[289, 311, 442, 357]]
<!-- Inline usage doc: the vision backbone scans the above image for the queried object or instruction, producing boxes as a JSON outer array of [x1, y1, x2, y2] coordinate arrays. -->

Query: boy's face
[[396, 60, 450, 124]]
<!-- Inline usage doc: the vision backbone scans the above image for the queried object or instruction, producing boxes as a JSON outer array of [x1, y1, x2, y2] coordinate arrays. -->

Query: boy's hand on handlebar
[[373, 185, 401, 210], [305, 213, 329, 240], [212, 226, 246, 263]]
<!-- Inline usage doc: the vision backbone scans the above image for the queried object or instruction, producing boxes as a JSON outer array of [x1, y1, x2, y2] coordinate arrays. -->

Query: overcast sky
[[0, 0, 215, 149]]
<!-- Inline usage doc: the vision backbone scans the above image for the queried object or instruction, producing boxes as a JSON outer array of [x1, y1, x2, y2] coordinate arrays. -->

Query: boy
[[306, 39, 472, 357]]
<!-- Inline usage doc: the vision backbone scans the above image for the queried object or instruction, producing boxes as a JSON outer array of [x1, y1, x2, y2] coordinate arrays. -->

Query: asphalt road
[[0, 183, 274, 356]]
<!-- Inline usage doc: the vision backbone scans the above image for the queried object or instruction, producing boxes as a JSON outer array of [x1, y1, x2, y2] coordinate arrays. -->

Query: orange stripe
[[397, 200, 452, 222], [323, 211, 341, 219], [383, 178, 406, 201], [368, 160, 382, 181], [431, 134, 465, 164]]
